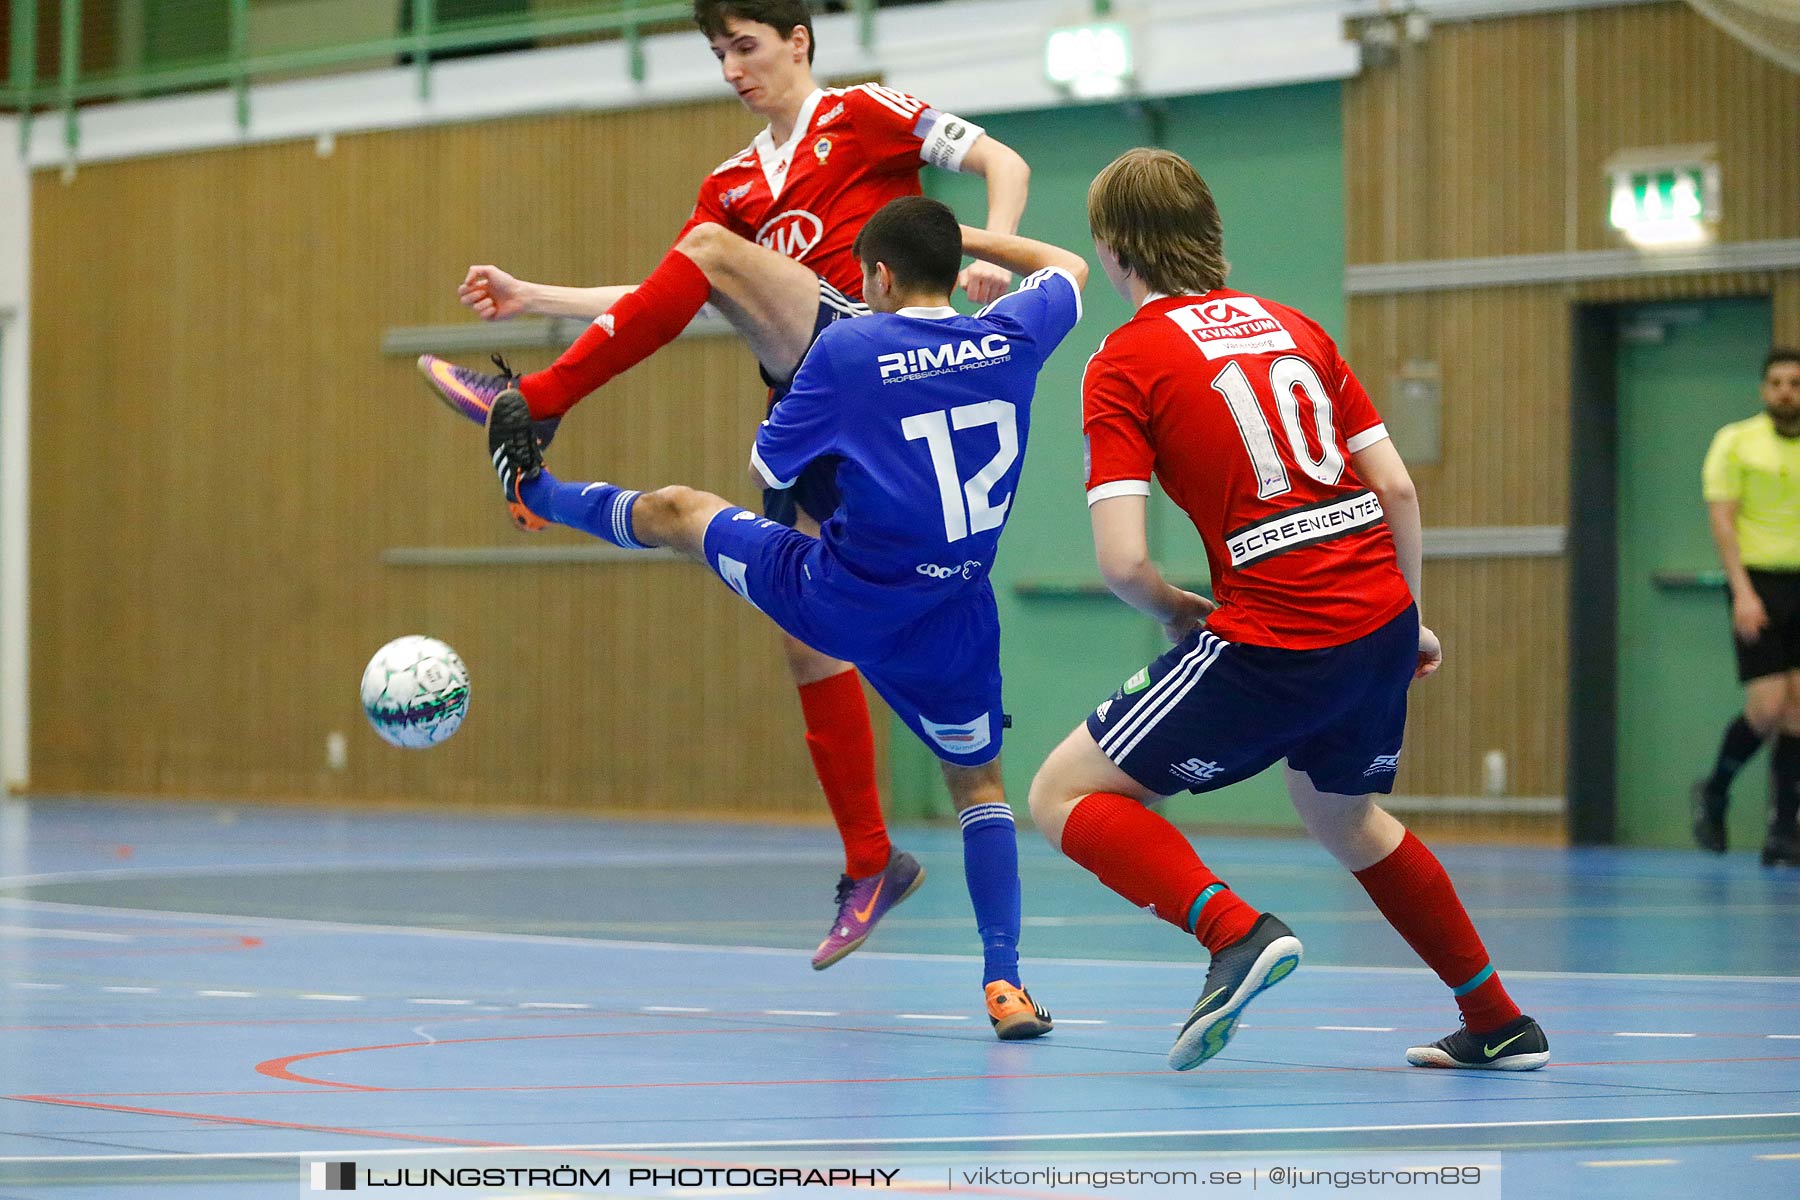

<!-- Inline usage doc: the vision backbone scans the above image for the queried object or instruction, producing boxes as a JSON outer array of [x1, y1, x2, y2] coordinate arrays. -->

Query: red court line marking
[[36, 934, 264, 960], [6, 1094, 513, 1149]]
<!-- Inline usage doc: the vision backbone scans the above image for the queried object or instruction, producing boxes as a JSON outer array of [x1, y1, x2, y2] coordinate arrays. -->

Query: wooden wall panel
[[1344, 1, 1800, 843], [29, 99, 888, 814]]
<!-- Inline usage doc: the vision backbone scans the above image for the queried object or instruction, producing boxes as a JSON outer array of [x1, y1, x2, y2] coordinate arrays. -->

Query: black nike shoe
[[487, 390, 547, 531], [1167, 913, 1302, 1070], [1691, 780, 1728, 854], [1760, 829, 1800, 868], [1406, 1013, 1550, 1071]]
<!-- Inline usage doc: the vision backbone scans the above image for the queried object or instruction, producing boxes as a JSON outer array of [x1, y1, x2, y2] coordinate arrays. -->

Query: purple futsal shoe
[[418, 353, 560, 447], [811, 849, 925, 970]]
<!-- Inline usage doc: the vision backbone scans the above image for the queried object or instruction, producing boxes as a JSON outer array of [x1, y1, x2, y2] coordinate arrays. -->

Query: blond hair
[[1086, 148, 1229, 296]]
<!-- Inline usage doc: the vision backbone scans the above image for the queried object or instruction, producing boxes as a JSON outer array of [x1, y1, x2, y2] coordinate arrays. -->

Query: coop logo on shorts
[[1165, 297, 1297, 361], [1365, 754, 1401, 777], [1170, 758, 1223, 785], [877, 334, 1010, 382], [757, 209, 825, 260], [310, 1161, 356, 1190], [916, 559, 983, 580], [921, 713, 992, 756]]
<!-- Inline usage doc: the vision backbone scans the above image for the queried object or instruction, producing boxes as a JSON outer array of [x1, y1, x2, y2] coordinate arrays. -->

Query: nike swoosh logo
[[1484, 1031, 1529, 1057], [852, 880, 885, 924]]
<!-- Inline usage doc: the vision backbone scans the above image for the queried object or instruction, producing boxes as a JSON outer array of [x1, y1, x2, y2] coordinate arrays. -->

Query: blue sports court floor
[[0, 796, 1795, 1198]]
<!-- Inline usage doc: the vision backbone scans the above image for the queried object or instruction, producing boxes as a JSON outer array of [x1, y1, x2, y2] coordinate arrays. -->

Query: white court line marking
[[897, 1014, 967, 1022], [764, 1009, 837, 1017], [1768, 1034, 1800, 1040], [195, 990, 257, 998], [1057, 1019, 1106, 1026], [1614, 1032, 1697, 1039], [5, 897, 1798, 985], [1582, 1159, 1677, 1168], [0, 924, 129, 942], [99, 986, 158, 994], [1755, 1153, 1800, 1161], [299, 994, 363, 1002], [1317, 1025, 1396, 1033], [643, 1006, 710, 1013], [408, 998, 472, 1006], [520, 1002, 589, 1010], [3, 1111, 1798, 1162], [12, 982, 64, 990]]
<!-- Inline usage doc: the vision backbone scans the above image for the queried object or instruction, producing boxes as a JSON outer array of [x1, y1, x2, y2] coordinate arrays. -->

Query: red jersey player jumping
[[1026, 149, 1550, 1073], [416, 1, 1033, 971]]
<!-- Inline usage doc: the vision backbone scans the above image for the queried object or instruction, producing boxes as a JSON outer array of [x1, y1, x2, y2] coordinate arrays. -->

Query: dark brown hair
[[694, 1, 815, 63], [853, 196, 963, 295]]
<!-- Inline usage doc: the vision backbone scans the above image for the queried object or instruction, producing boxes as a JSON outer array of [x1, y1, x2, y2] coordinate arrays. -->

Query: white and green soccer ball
[[359, 636, 469, 749]]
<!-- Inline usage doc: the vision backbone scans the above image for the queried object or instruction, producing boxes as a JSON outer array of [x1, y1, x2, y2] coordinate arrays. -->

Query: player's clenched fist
[[958, 262, 1013, 306], [459, 264, 527, 322]]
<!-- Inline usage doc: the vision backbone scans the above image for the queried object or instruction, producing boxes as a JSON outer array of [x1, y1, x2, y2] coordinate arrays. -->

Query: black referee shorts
[[1731, 568, 1800, 683]]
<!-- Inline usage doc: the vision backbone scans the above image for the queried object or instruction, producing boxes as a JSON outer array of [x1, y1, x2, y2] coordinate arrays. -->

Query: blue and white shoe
[[1168, 913, 1302, 1070]]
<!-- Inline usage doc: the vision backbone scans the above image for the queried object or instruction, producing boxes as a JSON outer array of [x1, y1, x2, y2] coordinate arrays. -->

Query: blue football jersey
[[751, 267, 1083, 609]]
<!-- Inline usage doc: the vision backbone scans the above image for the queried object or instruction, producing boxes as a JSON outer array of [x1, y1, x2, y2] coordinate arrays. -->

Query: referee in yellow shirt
[[1694, 349, 1800, 866]]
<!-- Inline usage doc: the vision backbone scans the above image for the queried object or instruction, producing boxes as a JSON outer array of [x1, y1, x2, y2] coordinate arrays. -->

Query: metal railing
[[3, 0, 881, 157]]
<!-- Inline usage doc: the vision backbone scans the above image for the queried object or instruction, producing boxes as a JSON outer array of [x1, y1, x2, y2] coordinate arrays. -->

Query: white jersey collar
[[897, 305, 959, 319], [753, 88, 826, 202]]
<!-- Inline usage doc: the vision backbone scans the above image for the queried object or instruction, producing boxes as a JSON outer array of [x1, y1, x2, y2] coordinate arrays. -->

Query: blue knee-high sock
[[959, 802, 1022, 987], [519, 471, 648, 549]]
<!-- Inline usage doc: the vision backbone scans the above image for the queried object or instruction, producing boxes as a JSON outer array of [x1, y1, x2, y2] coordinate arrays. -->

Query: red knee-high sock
[[517, 248, 711, 420], [1353, 830, 1521, 1033], [1059, 792, 1258, 953], [798, 670, 891, 879]]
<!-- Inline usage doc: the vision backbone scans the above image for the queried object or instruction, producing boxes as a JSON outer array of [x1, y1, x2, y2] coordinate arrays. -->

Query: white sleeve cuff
[[1041, 265, 1084, 323], [920, 113, 985, 172], [1345, 424, 1390, 453], [750, 442, 796, 490], [1085, 479, 1152, 507]]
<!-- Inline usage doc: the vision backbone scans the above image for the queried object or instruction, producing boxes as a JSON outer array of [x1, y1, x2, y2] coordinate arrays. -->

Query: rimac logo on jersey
[[1167, 297, 1297, 361], [757, 209, 825, 260], [877, 334, 1011, 383]]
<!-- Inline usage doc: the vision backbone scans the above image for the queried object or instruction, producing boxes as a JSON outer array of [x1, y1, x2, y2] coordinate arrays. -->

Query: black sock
[[1706, 716, 1766, 796], [1772, 735, 1800, 835]]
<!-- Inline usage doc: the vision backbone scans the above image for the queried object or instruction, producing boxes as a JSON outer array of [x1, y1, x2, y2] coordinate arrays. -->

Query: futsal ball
[[359, 636, 470, 749]]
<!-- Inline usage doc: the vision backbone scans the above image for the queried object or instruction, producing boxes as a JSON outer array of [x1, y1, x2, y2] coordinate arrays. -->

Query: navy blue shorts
[[1086, 605, 1420, 797], [760, 279, 870, 529], [704, 506, 1003, 767]]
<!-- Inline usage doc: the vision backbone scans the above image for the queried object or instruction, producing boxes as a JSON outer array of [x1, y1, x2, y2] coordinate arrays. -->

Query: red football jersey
[[1083, 290, 1413, 650], [677, 85, 984, 300]]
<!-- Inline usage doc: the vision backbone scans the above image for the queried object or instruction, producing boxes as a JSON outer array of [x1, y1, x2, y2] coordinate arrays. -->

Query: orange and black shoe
[[985, 981, 1053, 1041], [486, 390, 547, 532], [420, 353, 561, 448]]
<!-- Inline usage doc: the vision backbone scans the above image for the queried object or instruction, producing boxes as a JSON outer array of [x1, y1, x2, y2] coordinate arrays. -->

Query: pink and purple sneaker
[[418, 353, 560, 447], [811, 849, 925, 970]]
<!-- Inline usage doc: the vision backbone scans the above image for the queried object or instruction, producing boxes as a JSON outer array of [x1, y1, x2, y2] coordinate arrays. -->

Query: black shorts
[[760, 279, 869, 529], [1087, 605, 1420, 798], [1732, 568, 1800, 683]]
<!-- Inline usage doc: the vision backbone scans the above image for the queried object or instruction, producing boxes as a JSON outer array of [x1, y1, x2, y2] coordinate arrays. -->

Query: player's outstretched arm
[[958, 227, 1089, 290], [1090, 494, 1214, 643], [459, 263, 637, 322], [954, 135, 1033, 305]]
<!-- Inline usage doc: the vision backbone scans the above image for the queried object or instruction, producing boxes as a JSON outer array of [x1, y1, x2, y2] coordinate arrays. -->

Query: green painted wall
[[1614, 297, 1775, 848], [897, 81, 1346, 827]]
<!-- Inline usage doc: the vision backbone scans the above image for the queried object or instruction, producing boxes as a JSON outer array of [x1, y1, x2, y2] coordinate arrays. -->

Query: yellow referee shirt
[[1702, 413, 1800, 569]]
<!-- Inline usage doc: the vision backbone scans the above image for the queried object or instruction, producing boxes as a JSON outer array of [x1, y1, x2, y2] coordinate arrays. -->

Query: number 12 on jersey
[[902, 399, 1020, 543]]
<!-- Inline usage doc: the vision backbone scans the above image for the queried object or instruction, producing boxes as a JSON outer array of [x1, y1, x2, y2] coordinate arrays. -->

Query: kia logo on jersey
[[757, 209, 826, 261]]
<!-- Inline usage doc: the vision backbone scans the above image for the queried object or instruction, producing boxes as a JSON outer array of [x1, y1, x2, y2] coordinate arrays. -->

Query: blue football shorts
[[1086, 604, 1420, 797], [759, 278, 870, 530], [703, 506, 1004, 767]]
